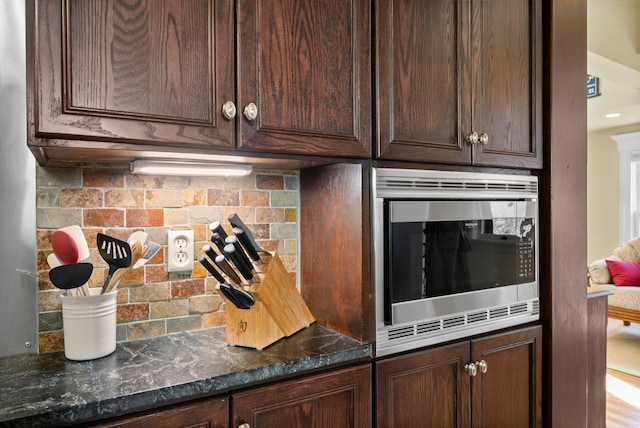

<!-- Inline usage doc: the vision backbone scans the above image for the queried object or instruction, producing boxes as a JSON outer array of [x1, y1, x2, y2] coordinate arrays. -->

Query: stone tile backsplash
[[35, 166, 299, 353]]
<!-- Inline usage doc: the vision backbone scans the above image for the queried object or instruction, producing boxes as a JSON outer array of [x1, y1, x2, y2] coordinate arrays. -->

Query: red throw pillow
[[605, 259, 640, 287]]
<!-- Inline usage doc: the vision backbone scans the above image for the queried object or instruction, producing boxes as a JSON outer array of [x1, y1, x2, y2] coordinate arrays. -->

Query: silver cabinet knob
[[465, 131, 489, 146], [238, 424, 251, 428], [243, 103, 258, 121], [465, 131, 479, 145], [465, 362, 478, 377], [222, 101, 237, 120], [476, 359, 488, 374]]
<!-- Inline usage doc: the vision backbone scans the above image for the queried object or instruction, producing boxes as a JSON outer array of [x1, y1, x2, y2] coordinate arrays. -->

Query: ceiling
[[587, 0, 640, 132]]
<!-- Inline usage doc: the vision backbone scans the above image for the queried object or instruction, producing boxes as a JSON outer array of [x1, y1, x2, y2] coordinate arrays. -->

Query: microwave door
[[385, 219, 475, 323], [385, 200, 533, 325]]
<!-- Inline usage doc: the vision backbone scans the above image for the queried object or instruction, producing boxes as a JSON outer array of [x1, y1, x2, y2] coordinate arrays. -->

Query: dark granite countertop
[[587, 288, 614, 299], [0, 324, 371, 427]]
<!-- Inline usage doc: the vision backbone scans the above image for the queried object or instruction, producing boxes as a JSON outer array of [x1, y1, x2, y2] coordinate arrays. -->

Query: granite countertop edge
[[0, 324, 372, 427], [587, 288, 614, 299]]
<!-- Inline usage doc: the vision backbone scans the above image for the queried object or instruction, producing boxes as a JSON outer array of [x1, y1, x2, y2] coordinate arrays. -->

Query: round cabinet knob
[[479, 133, 489, 146], [465, 362, 478, 377], [476, 359, 488, 374], [238, 424, 251, 428], [221, 101, 237, 120], [243, 103, 258, 121], [465, 131, 479, 145]]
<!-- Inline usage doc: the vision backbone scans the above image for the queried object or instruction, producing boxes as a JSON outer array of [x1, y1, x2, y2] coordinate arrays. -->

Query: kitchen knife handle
[[228, 213, 264, 253], [211, 233, 227, 253], [202, 244, 218, 262], [198, 255, 225, 283], [209, 221, 229, 240], [224, 244, 255, 283], [232, 227, 262, 262], [214, 254, 242, 285], [225, 235, 254, 272]]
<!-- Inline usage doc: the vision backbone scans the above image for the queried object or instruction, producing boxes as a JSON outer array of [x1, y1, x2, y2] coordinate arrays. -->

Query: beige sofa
[[588, 238, 640, 325]]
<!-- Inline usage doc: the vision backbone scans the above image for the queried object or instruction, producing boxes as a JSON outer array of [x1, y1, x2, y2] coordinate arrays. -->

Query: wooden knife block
[[218, 252, 315, 350]]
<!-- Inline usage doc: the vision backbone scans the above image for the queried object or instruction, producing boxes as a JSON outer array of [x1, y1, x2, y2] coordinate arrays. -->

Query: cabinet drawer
[[232, 365, 372, 428]]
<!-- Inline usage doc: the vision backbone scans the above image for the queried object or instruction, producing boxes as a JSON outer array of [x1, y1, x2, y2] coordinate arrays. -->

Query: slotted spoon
[[97, 233, 132, 294]]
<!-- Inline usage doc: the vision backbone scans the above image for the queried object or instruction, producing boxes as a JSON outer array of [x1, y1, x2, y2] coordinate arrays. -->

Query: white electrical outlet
[[168, 229, 194, 272]]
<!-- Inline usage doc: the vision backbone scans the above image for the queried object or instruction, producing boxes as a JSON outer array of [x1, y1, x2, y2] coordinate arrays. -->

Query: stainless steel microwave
[[372, 168, 539, 356]]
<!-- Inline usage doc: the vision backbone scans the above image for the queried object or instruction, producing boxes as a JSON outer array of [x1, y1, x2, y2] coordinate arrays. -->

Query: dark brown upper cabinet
[[236, 0, 371, 158], [27, 0, 235, 161], [375, 0, 542, 169], [27, 0, 371, 165]]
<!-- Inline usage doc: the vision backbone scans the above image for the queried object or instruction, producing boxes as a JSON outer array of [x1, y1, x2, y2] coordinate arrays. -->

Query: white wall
[[587, 122, 640, 262]]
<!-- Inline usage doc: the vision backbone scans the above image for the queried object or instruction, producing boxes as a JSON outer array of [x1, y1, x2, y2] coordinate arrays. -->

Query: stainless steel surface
[[375, 302, 539, 357], [389, 200, 536, 223], [0, 0, 38, 356], [391, 284, 530, 325], [374, 167, 538, 200], [518, 282, 539, 301], [372, 168, 540, 356]]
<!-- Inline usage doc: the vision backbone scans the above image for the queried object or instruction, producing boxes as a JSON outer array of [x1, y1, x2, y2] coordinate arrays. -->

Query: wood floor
[[606, 369, 640, 427]]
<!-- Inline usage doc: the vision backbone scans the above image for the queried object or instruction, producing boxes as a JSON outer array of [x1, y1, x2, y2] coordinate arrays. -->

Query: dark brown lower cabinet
[[376, 326, 542, 428], [232, 365, 372, 428], [89, 395, 229, 427]]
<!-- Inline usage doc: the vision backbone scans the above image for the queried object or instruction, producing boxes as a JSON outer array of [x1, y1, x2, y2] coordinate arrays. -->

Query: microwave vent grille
[[379, 298, 540, 355], [443, 315, 466, 329], [467, 310, 489, 324], [489, 306, 510, 318], [417, 320, 442, 334], [376, 170, 538, 199], [380, 179, 538, 193], [388, 325, 415, 340], [510, 302, 529, 315]]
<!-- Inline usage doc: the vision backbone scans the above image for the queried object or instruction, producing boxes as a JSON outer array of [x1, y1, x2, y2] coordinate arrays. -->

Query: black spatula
[[97, 233, 132, 294], [49, 262, 93, 290]]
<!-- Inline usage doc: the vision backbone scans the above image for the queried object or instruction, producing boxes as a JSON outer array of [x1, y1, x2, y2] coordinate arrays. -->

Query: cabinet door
[[376, 342, 471, 427], [470, 326, 542, 428], [237, 0, 371, 158], [470, 0, 542, 168], [89, 395, 228, 428], [376, 0, 472, 165], [29, 0, 234, 151], [376, 0, 542, 169], [232, 365, 372, 428]]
